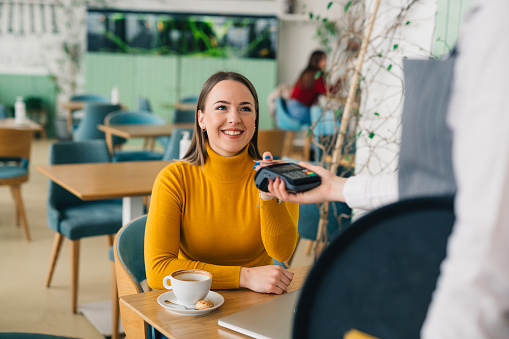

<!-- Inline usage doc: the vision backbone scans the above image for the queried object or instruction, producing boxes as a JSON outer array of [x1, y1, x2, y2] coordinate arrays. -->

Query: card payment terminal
[[254, 162, 321, 193]]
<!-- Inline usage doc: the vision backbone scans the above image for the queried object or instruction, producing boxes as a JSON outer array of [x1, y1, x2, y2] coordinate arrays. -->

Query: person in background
[[287, 50, 330, 125], [268, 1, 509, 337], [145, 71, 299, 295]]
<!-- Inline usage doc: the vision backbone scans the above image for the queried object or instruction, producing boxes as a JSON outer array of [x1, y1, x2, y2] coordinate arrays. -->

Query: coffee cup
[[162, 269, 212, 305]]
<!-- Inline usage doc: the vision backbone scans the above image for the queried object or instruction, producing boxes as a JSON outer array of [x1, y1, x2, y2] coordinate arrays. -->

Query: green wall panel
[[225, 59, 277, 129], [433, 0, 476, 56], [179, 57, 227, 99], [134, 55, 179, 122], [85, 53, 136, 110], [0, 73, 58, 137], [85, 53, 277, 128]]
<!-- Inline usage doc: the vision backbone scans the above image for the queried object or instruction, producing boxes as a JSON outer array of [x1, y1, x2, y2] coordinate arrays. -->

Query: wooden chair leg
[[46, 233, 64, 287], [303, 134, 312, 161], [111, 260, 120, 339], [282, 131, 295, 158], [106, 234, 120, 339], [9, 186, 20, 226], [11, 185, 31, 241], [304, 239, 314, 256], [71, 240, 80, 314]]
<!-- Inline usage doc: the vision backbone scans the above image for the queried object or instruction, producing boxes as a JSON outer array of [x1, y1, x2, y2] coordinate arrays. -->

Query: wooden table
[[0, 117, 43, 132], [120, 266, 310, 339], [98, 123, 194, 155], [36, 160, 171, 225]]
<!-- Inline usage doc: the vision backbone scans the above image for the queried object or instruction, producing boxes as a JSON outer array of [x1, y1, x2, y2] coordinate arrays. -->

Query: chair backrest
[[73, 103, 121, 141], [137, 96, 153, 112], [114, 214, 150, 339], [105, 110, 167, 148], [48, 140, 111, 209], [293, 195, 455, 339], [0, 104, 7, 119], [0, 129, 32, 161], [172, 96, 197, 123], [257, 129, 286, 159], [162, 127, 194, 161], [275, 97, 305, 130], [70, 93, 110, 102]]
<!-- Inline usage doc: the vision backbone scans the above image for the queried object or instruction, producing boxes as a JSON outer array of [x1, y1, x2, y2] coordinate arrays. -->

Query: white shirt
[[344, 1, 509, 337]]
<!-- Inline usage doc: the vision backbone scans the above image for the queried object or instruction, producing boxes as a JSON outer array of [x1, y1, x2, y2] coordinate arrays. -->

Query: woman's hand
[[239, 265, 294, 294], [268, 162, 348, 204], [254, 151, 276, 200]]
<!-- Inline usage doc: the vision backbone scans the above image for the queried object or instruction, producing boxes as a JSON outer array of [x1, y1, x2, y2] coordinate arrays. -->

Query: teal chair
[[70, 94, 110, 129], [162, 127, 194, 161], [114, 215, 158, 339], [274, 97, 308, 131], [72, 103, 121, 141], [172, 95, 198, 123], [0, 104, 8, 118], [0, 129, 33, 241], [105, 111, 167, 162], [274, 97, 311, 159], [45, 140, 123, 313], [137, 96, 153, 112]]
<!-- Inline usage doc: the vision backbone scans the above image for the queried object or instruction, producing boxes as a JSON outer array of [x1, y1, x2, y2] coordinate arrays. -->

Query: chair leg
[[71, 240, 80, 314], [304, 239, 314, 256], [107, 234, 120, 339], [11, 185, 31, 241], [111, 260, 120, 339], [46, 233, 64, 287], [9, 186, 20, 227], [282, 131, 295, 158], [303, 134, 312, 161]]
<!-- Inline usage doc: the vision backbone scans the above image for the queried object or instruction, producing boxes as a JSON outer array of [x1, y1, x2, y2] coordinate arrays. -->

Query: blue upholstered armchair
[[45, 140, 123, 313]]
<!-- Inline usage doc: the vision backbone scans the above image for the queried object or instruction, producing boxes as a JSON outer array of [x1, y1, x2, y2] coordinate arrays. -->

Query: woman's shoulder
[[158, 160, 198, 178]]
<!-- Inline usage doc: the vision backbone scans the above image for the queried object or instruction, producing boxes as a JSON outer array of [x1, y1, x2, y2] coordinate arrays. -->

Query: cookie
[[195, 299, 214, 310]]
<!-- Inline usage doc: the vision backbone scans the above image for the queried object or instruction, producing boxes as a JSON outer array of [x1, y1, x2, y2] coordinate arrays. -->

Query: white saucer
[[157, 291, 224, 316]]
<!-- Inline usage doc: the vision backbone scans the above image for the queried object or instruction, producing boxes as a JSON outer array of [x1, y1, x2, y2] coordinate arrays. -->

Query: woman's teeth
[[223, 130, 242, 136]]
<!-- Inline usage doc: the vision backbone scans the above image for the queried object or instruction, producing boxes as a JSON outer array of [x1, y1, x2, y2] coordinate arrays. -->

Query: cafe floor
[[0, 138, 314, 338]]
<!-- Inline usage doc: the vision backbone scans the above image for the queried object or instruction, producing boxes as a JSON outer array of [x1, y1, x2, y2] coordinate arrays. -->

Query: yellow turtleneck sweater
[[145, 144, 299, 290]]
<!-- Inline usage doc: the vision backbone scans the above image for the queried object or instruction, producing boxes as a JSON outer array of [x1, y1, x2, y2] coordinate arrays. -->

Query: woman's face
[[318, 56, 327, 70], [198, 80, 256, 157]]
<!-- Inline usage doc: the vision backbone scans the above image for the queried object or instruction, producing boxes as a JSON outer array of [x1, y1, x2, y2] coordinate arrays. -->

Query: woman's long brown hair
[[297, 50, 326, 91]]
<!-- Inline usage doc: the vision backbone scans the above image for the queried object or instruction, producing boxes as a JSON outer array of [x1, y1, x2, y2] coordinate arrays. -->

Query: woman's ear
[[198, 110, 205, 130]]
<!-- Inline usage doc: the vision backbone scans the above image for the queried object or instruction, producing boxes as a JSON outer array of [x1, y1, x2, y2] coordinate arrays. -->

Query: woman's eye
[[216, 105, 227, 111], [240, 106, 252, 112]]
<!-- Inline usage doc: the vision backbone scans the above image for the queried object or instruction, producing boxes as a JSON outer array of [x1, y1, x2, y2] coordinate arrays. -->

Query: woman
[[287, 50, 329, 125], [145, 71, 299, 294]]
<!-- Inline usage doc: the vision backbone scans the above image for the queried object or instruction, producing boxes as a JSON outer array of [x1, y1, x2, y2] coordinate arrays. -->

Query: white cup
[[162, 269, 212, 305]]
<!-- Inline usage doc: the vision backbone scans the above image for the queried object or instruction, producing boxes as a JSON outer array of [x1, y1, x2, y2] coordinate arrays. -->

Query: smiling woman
[[145, 71, 299, 297]]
